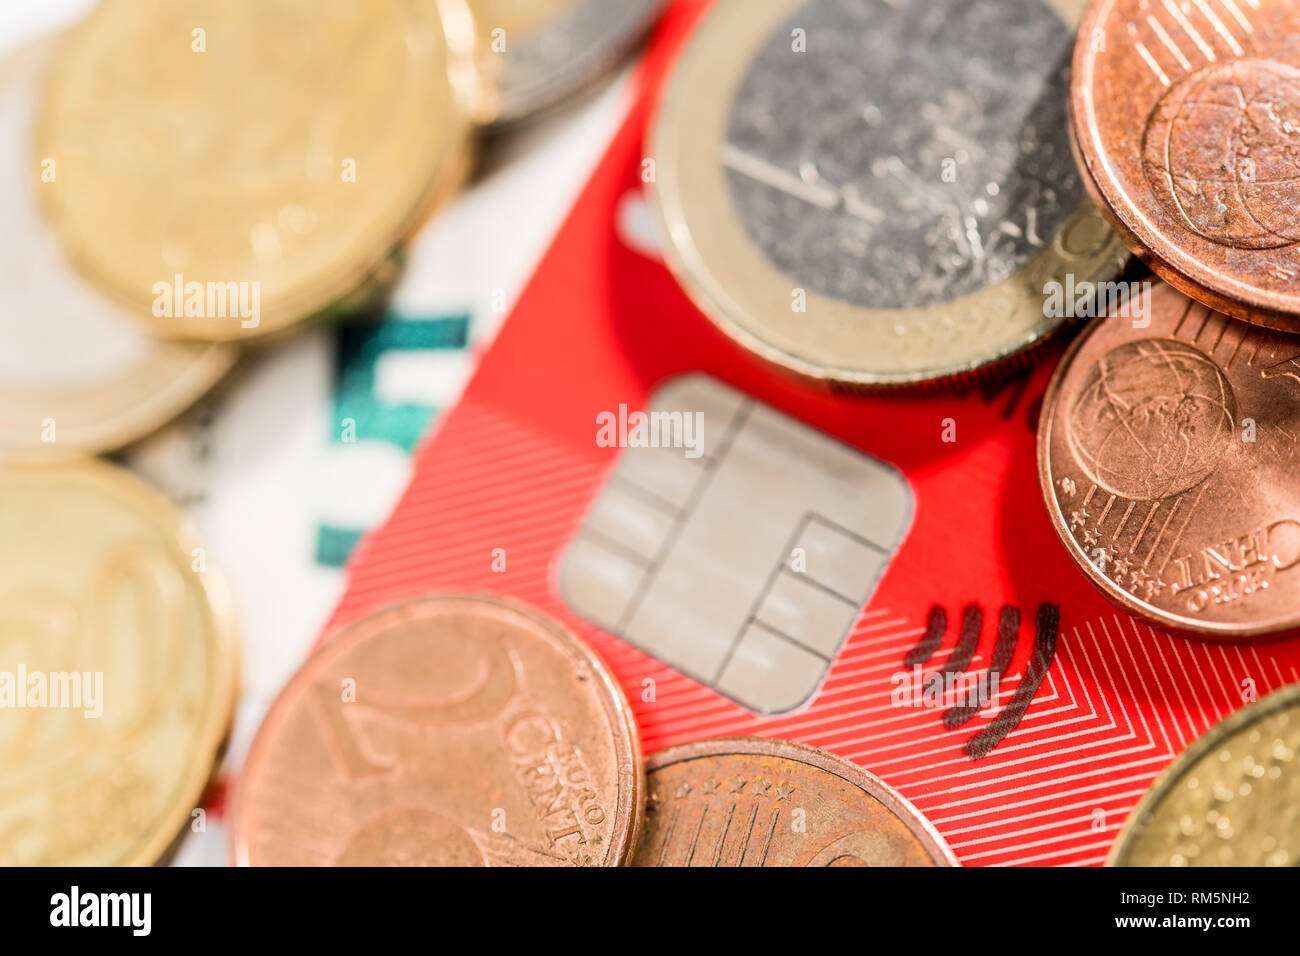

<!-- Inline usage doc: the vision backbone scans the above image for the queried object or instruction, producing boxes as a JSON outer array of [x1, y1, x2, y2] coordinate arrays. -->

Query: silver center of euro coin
[[723, 0, 1081, 311]]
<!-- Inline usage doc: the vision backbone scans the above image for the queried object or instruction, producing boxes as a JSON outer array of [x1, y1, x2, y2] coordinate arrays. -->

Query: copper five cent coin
[[1108, 682, 1300, 866], [1071, 0, 1300, 328], [1039, 281, 1300, 639], [231, 594, 643, 866], [634, 738, 957, 866]]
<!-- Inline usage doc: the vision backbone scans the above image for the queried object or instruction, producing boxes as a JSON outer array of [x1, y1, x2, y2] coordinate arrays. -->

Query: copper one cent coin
[[1071, 0, 1300, 328], [634, 737, 957, 866], [1039, 281, 1300, 639], [230, 594, 643, 866]]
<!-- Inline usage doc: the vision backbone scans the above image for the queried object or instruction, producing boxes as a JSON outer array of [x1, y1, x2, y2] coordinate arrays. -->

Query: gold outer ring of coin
[[229, 593, 644, 867], [0, 459, 239, 866], [648, 0, 1128, 390], [34, 0, 481, 343], [1107, 682, 1300, 866], [0, 345, 238, 463], [0, 38, 237, 461], [639, 736, 959, 866]]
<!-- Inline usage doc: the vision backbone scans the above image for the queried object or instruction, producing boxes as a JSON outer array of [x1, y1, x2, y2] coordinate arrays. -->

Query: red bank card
[[324, 0, 1300, 865]]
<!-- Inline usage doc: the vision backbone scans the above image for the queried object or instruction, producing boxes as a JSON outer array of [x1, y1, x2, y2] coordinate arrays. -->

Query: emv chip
[[560, 375, 912, 714]]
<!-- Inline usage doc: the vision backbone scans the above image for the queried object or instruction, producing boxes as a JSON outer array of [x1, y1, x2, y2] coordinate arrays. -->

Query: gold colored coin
[[650, 0, 1128, 388], [0, 39, 236, 462], [1108, 683, 1300, 866], [0, 460, 238, 865], [36, 0, 478, 342]]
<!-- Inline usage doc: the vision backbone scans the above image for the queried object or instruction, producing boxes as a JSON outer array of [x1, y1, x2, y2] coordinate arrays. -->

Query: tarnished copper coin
[[1039, 281, 1300, 639], [1109, 682, 1300, 866], [230, 594, 643, 866], [634, 737, 957, 866], [1071, 0, 1300, 328]]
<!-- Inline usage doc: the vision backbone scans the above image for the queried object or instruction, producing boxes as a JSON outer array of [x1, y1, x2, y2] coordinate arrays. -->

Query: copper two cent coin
[[230, 594, 643, 866], [634, 738, 957, 866], [1071, 0, 1300, 328], [1040, 282, 1300, 639]]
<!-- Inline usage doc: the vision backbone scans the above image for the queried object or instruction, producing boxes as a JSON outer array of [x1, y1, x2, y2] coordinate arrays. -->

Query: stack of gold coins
[[0, 0, 479, 867], [0, 0, 665, 865], [4, 0, 667, 464]]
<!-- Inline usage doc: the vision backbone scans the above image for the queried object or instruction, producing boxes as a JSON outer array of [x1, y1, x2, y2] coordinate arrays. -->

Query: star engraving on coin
[[1110, 553, 1133, 580], [1126, 565, 1166, 602]]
